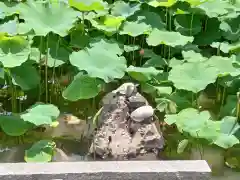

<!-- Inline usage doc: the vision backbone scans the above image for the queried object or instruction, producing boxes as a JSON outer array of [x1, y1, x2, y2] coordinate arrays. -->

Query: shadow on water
[[211, 168, 240, 180]]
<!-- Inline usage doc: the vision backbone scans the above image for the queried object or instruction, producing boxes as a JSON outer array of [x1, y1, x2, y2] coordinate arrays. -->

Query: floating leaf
[[62, 73, 102, 101], [70, 45, 127, 83], [20, 103, 60, 126], [24, 140, 56, 162], [18, 0, 79, 36], [127, 65, 161, 82], [147, 29, 194, 47]]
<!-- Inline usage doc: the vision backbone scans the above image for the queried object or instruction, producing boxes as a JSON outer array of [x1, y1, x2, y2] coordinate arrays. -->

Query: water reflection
[[211, 167, 240, 180]]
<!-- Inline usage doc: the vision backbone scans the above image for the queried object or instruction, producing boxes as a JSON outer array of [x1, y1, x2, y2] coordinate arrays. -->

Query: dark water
[[211, 167, 240, 180]]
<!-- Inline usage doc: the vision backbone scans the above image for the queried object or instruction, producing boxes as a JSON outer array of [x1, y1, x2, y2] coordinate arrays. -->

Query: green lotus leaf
[[148, 0, 177, 7], [89, 15, 124, 34], [182, 0, 207, 6], [220, 95, 237, 117], [0, 70, 4, 86], [70, 44, 127, 83], [127, 65, 161, 82], [196, 0, 234, 18], [132, 11, 165, 30], [10, 63, 40, 91], [0, 2, 17, 19], [62, 73, 102, 101], [174, 14, 202, 36], [0, 19, 18, 36], [214, 133, 239, 149], [206, 56, 240, 77], [120, 21, 151, 37], [0, 115, 31, 136], [0, 36, 30, 68], [182, 50, 207, 62], [70, 31, 90, 49], [69, 0, 107, 12], [220, 16, 240, 41], [17, 0, 80, 36], [194, 18, 221, 46], [143, 55, 167, 68], [147, 29, 194, 47], [24, 140, 56, 162], [168, 61, 219, 93], [20, 103, 60, 126], [111, 1, 140, 18], [210, 41, 240, 54], [177, 139, 189, 154], [90, 38, 123, 55]]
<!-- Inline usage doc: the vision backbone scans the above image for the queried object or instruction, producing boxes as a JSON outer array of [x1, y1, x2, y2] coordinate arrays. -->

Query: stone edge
[[0, 160, 211, 175]]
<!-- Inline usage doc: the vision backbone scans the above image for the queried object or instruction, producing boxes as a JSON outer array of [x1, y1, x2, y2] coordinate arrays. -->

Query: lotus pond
[[0, 0, 240, 179]]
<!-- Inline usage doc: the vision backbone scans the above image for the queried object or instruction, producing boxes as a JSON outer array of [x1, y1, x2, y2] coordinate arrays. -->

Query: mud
[[88, 83, 165, 160]]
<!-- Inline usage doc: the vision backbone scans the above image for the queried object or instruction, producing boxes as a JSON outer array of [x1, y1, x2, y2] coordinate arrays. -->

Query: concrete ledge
[[0, 160, 211, 180]]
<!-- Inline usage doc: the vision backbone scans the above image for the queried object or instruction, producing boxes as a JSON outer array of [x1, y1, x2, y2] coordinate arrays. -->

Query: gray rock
[[0, 160, 211, 180]]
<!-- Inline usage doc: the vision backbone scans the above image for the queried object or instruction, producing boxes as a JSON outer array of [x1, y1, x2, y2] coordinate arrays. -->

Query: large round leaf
[[120, 21, 151, 37], [69, 0, 107, 12], [148, 0, 177, 7], [69, 46, 127, 83], [90, 38, 123, 56], [62, 73, 102, 101], [20, 103, 60, 126], [111, 1, 140, 18], [0, 19, 18, 36], [174, 14, 202, 36], [10, 63, 40, 91], [131, 11, 165, 30], [0, 115, 31, 136], [17, 1, 80, 36], [168, 61, 219, 93], [147, 29, 194, 47], [24, 140, 55, 162], [0, 36, 30, 68], [127, 65, 161, 82]]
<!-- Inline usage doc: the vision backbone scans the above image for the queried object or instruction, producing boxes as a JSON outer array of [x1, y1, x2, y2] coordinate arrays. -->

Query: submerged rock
[[88, 82, 165, 160]]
